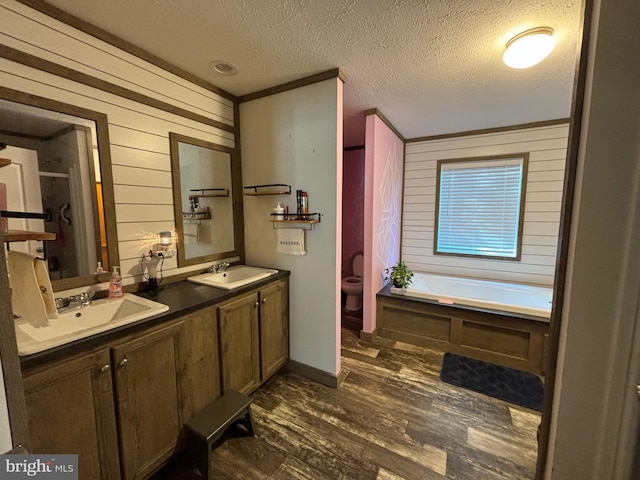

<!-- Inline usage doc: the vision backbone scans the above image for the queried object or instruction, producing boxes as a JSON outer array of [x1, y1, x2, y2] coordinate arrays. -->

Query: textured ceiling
[[42, 0, 583, 146]]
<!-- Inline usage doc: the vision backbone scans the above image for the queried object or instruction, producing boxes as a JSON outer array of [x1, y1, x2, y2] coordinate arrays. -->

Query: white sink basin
[[188, 265, 278, 290], [15, 293, 169, 356]]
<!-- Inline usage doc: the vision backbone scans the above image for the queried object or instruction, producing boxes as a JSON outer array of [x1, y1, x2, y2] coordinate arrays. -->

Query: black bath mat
[[440, 353, 543, 411]]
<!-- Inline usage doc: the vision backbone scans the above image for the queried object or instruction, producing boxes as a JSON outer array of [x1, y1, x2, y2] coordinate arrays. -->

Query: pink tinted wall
[[363, 114, 404, 333], [342, 147, 365, 276]]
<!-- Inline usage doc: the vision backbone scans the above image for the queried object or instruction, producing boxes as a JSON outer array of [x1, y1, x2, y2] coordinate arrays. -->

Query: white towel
[[183, 223, 199, 244], [7, 251, 58, 326], [276, 228, 305, 255]]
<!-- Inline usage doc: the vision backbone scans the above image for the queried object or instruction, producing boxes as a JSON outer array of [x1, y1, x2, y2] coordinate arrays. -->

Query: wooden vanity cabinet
[[21, 276, 286, 479], [218, 279, 289, 395], [22, 321, 189, 480], [23, 348, 121, 480]]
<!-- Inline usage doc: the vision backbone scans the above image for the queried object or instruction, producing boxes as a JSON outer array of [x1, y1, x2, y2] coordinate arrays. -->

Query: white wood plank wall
[[0, 0, 237, 283], [402, 124, 569, 286]]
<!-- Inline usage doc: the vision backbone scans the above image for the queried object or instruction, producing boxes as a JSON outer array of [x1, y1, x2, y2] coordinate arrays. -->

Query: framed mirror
[[0, 87, 118, 291], [169, 132, 244, 267]]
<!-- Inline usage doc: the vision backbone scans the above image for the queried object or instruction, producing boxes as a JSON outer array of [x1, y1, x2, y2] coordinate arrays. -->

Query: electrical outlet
[[153, 248, 174, 258]]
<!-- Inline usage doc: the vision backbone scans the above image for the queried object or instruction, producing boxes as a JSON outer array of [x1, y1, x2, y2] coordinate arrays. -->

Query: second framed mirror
[[169, 132, 244, 267]]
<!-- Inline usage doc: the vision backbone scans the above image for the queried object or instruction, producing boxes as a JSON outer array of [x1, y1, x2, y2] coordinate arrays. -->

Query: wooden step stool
[[184, 390, 255, 479]]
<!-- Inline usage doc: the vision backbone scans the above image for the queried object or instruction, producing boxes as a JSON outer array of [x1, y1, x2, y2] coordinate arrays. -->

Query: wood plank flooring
[[152, 328, 540, 479]]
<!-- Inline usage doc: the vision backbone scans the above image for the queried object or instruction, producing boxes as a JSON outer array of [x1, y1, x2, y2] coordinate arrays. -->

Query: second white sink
[[187, 265, 278, 290]]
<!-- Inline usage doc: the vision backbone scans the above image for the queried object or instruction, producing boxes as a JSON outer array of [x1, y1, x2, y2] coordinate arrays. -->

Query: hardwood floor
[[153, 328, 540, 479]]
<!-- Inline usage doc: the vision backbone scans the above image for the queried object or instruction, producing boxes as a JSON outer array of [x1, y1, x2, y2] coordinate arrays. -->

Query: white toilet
[[341, 252, 364, 311]]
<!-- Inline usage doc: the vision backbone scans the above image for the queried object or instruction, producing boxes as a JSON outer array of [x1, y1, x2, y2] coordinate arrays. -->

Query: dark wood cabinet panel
[[23, 348, 121, 480], [218, 292, 260, 395], [113, 322, 186, 480], [182, 304, 221, 418], [260, 280, 289, 380], [377, 294, 548, 374]]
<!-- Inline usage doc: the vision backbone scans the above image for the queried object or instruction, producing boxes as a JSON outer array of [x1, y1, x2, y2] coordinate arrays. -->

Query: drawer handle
[[119, 358, 128, 368], [100, 364, 110, 373]]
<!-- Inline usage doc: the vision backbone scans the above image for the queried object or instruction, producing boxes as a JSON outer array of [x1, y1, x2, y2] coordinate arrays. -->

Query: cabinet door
[[182, 304, 221, 418], [260, 280, 289, 380], [113, 322, 186, 480], [23, 348, 121, 480], [218, 292, 260, 394]]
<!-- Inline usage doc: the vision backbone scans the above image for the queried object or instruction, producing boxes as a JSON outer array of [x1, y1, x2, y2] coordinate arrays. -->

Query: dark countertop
[[20, 269, 290, 370]]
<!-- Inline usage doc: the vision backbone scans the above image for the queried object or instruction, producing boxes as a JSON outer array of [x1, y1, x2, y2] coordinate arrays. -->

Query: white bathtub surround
[[392, 272, 552, 318]]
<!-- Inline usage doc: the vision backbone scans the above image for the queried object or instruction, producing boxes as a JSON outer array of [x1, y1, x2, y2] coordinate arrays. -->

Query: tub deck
[[376, 284, 549, 375]]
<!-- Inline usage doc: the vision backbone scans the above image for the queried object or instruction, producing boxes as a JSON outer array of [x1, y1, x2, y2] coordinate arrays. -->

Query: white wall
[[240, 78, 343, 376], [403, 124, 568, 286], [547, 0, 640, 477], [0, 0, 235, 284]]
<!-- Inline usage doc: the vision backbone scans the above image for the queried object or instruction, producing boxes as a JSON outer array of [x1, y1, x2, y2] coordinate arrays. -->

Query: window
[[435, 154, 528, 260]]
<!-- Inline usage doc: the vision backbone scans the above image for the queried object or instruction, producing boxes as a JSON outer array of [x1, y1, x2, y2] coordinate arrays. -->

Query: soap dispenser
[[108, 266, 124, 298]]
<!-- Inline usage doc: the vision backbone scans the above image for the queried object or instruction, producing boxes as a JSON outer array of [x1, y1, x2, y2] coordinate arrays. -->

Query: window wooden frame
[[433, 153, 529, 261]]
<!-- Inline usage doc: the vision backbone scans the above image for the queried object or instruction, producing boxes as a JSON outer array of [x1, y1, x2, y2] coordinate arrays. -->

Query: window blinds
[[436, 157, 524, 258]]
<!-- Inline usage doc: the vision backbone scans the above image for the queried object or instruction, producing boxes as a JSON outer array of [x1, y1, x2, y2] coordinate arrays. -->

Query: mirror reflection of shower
[[0, 100, 104, 279]]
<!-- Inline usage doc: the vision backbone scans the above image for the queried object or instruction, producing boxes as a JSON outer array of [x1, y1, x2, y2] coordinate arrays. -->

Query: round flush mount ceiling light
[[503, 27, 556, 69], [209, 60, 238, 76]]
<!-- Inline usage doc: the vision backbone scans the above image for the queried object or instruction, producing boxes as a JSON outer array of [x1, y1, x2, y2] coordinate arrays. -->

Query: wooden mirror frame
[[0, 86, 119, 291], [169, 132, 245, 267]]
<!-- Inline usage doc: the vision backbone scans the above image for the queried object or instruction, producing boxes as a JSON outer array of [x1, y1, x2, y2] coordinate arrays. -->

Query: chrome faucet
[[208, 262, 230, 274], [55, 291, 95, 312]]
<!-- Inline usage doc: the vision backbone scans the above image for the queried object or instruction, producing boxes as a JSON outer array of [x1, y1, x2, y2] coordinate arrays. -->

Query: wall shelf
[[3, 230, 56, 242], [244, 184, 291, 196], [270, 212, 321, 230], [182, 209, 211, 220], [1, 210, 49, 221], [1, 210, 55, 243], [189, 188, 229, 198]]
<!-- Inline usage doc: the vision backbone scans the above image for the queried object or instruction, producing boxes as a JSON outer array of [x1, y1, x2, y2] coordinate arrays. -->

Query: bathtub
[[378, 272, 551, 374], [390, 272, 552, 318]]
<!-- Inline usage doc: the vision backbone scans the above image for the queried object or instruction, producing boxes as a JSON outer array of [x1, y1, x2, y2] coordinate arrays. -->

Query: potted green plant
[[384, 261, 414, 289]]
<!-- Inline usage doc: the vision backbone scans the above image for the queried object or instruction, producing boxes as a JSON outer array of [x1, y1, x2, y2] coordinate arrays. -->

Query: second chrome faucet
[[208, 262, 230, 274]]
